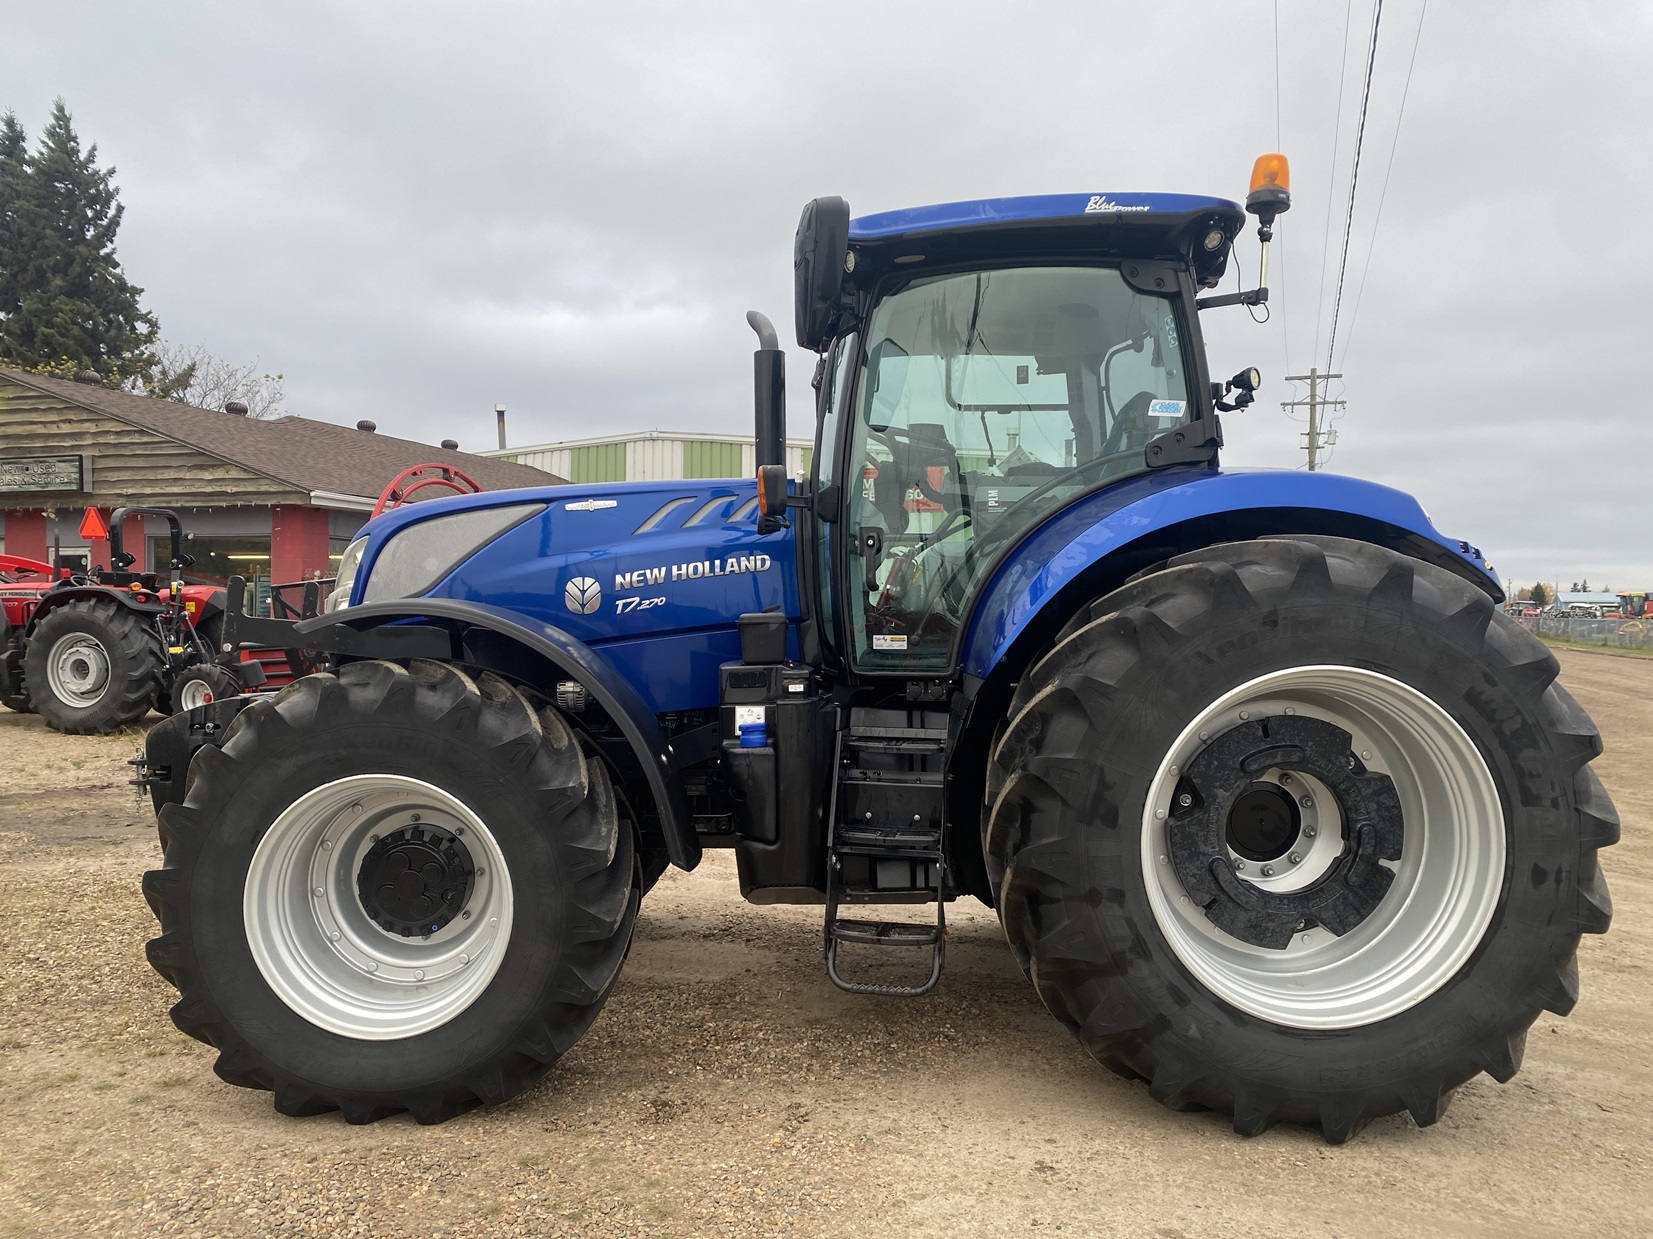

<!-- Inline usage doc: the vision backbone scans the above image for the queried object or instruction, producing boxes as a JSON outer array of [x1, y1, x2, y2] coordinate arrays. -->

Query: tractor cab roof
[[847, 192, 1245, 288]]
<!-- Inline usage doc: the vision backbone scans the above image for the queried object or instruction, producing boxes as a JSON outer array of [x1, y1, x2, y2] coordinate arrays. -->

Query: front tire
[[986, 537, 1617, 1141], [143, 659, 638, 1123], [169, 662, 241, 713]]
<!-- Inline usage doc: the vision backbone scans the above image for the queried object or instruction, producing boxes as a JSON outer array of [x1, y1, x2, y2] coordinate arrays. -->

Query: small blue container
[[738, 721, 768, 749]]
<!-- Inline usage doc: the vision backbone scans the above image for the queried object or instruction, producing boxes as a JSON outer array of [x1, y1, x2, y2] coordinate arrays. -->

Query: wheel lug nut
[[1261, 864, 1275, 876], [1177, 792, 1193, 808], [1238, 710, 1250, 721], [1289, 852, 1302, 864], [411, 813, 421, 822], [1234, 860, 1246, 871], [1304, 825, 1318, 837], [1299, 795, 1313, 808]]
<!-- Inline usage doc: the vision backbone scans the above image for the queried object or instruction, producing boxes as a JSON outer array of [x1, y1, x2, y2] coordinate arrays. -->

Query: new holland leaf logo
[[564, 576, 602, 614]]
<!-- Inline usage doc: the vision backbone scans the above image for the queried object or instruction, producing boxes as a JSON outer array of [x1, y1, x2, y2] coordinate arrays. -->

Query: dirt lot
[[0, 647, 1648, 1238]]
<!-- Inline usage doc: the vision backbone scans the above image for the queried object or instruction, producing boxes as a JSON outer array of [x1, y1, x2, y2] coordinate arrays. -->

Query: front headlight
[[325, 537, 368, 612], [360, 503, 544, 604]]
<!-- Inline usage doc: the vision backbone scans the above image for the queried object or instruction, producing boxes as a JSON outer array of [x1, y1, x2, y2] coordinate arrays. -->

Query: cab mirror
[[794, 196, 850, 351]]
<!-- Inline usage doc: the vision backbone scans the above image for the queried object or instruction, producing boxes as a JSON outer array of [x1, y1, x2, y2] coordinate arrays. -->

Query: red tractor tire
[[23, 598, 164, 733]]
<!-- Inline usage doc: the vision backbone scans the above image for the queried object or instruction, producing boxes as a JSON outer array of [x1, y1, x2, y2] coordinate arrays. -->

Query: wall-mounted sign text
[[0, 455, 85, 494]]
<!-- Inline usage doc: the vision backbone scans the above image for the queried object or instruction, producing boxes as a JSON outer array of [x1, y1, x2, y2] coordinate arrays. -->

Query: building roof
[[0, 366, 564, 505], [483, 428, 812, 456]]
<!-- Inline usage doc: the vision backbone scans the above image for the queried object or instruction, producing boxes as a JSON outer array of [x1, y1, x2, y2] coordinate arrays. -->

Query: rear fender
[[27, 585, 165, 635], [296, 598, 699, 870], [961, 469, 1501, 688]]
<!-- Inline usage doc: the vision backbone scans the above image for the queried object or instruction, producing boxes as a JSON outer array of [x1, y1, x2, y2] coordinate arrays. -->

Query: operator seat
[[1101, 390, 1158, 458]]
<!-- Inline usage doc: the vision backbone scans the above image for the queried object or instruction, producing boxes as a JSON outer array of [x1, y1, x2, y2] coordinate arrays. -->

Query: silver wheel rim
[[177, 678, 214, 710], [1141, 665, 1504, 1030], [244, 774, 514, 1039], [46, 633, 111, 708]]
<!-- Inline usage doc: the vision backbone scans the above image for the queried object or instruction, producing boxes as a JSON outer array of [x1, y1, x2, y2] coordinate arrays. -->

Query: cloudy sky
[[5, 1, 1649, 588]]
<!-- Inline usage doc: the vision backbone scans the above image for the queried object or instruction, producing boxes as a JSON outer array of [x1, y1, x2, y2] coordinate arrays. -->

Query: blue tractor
[[139, 156, 1616, 1142]]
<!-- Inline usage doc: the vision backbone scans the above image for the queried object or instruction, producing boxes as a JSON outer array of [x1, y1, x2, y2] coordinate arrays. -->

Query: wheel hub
[[1167, 713, 1403, 950], [1225, 783, 1301, 861], [48, 634, 111, 705], [356, 825, 474, 937]]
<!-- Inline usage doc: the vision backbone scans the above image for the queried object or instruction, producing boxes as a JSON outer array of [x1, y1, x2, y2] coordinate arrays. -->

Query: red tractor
[[0, 507, 260, 733]]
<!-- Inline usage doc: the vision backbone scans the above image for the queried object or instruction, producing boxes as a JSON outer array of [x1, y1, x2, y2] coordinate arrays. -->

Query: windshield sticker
[[872, 634, 908, 651], [1147, 399, 1187, 418], [1084, 195, 1152, 214]]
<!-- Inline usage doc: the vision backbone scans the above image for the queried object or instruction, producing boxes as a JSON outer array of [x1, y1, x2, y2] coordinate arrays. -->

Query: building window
[[154, 534, 273, 588]]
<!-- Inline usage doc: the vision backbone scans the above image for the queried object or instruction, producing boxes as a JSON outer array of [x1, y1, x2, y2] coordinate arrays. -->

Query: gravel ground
[[0, 647, 1648, 1237]]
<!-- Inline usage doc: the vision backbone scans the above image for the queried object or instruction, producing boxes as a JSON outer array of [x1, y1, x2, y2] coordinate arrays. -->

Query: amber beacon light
[[1246, 153, 1292, 223], [1243, 152, 1291, 296]]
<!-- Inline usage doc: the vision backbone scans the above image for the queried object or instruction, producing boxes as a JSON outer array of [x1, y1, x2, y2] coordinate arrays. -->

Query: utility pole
[[1281, 368, 1346, 470]]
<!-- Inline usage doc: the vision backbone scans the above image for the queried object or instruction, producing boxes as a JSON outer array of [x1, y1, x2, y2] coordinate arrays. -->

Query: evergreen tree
[[0, 112, 27, 320], [0, 100, 157, 383], [1530, 583, 1548, 608]]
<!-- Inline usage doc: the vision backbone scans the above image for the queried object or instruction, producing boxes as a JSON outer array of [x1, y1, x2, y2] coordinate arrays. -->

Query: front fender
[[961, 467, 1503, 683], [297, 598, 698, 871]]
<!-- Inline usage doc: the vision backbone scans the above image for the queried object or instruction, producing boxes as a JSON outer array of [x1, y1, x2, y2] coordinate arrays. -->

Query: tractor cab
[[761, 184, 1275, 678]]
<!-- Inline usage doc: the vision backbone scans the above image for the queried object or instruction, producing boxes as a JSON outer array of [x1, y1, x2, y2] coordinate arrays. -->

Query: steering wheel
[[868, 426, 960, 508]]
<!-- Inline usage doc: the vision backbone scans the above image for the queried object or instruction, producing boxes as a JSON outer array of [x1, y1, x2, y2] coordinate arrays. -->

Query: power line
[[1312, 0, 1356, 366], [1335, 0, 1428, 369], [1273, 0, 1284, 148], [1323, 0, 1385, 373]]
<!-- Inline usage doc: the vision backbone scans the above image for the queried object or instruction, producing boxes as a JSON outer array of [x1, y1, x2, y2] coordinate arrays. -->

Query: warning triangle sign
[[78, 508, 109, 540]]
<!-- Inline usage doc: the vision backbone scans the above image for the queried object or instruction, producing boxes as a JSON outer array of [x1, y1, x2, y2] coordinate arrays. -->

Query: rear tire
[[143, 659, 638, 1123], [24, 598, 162, 733], [986, 537, 1617, 1142]]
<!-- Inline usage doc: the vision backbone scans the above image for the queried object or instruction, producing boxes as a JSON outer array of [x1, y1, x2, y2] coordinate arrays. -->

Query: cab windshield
[[843, 264, 1192, 671]]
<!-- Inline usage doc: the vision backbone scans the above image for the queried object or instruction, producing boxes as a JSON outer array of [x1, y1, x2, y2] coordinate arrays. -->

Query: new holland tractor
[[137, 156, 1616, 1142]]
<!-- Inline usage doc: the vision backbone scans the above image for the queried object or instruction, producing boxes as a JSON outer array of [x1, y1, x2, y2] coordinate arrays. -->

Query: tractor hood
[[345, 479, 795, 713]]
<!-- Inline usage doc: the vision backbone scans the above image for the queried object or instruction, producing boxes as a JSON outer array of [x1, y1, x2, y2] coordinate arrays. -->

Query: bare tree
[[137, 340, 286, 417]]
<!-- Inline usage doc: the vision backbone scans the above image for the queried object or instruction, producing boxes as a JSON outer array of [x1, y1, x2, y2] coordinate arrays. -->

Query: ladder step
[[844, 736, 946, 754], [834, 825, 941, 848], [830, 918, 941, 947], [847, 725, 948, 742]]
